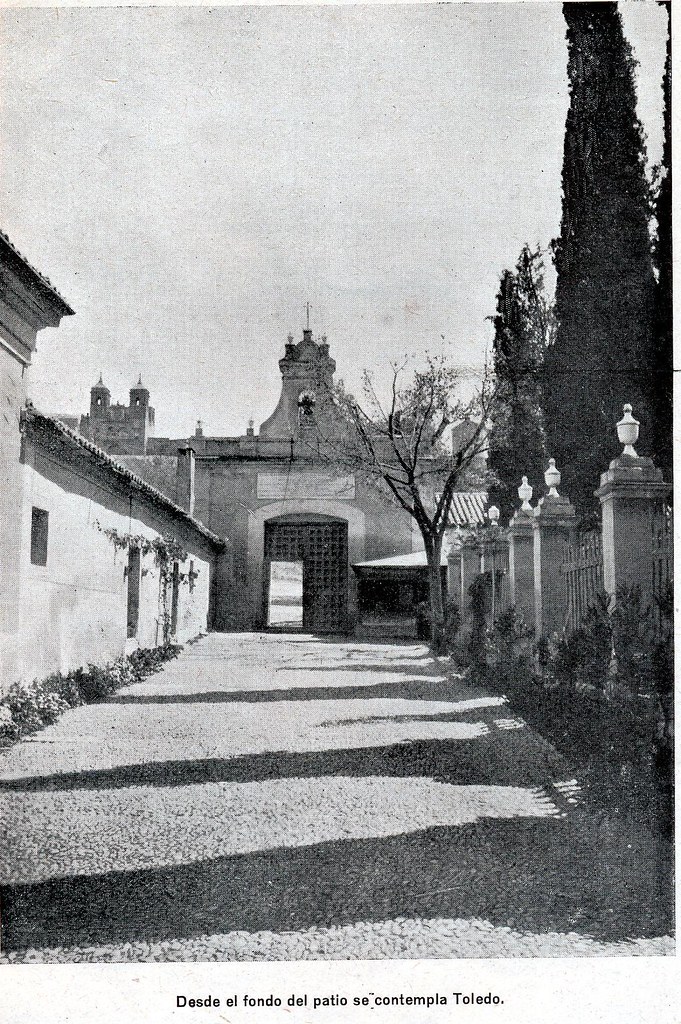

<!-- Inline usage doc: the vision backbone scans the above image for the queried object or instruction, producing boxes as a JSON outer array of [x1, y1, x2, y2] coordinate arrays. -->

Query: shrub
[[487, 608, 534, 688], [467, 572, 490, 678], [49, 670, 84, 709], [5, 679, 69, 736], [551, 593, 613, 693], [0, 643, 183, 745], [76, 663, 120, 703], [454, 587, 672, 836]]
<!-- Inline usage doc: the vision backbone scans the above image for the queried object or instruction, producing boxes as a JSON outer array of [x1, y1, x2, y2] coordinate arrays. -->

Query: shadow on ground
[[105, 677, 483, 706], [0, 729, 563, 793], [1, 816, 672, 952]]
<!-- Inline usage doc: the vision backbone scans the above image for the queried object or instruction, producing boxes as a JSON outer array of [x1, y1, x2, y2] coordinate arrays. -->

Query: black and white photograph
[[0, 0, 675, 1012]]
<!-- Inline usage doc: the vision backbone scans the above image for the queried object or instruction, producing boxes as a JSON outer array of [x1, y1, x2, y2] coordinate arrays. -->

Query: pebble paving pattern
[[0, 633, 673, 961]]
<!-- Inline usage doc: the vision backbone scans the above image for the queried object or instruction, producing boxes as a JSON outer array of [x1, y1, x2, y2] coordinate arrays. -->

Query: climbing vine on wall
[[94, 523, 199, 642]]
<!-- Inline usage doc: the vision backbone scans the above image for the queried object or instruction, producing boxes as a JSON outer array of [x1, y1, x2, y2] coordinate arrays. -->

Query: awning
[[353, 549, 448, 570]]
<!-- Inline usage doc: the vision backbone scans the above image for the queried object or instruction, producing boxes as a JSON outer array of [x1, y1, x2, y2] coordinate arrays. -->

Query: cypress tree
[[487, 245, 551, 521], [651, 1, 672, 481], [545, 2, 657, 514]]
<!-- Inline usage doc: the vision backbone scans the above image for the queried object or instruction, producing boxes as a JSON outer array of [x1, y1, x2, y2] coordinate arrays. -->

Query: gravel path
[[0, 632, 673, 961]]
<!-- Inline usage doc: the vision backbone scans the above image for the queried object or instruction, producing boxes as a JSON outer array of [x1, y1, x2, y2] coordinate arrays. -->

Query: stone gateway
[[108, 324, 417, 634]]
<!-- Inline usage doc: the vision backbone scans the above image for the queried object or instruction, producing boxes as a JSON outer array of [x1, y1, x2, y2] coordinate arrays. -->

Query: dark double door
[[264, 516, 348, 634]]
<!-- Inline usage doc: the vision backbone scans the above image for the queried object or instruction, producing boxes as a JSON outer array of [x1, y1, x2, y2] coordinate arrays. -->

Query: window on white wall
[[30, 507, 49, 566]]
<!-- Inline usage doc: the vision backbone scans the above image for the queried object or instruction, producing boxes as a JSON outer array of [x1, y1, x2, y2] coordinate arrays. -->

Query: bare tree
[[309, 356, 496, 651]]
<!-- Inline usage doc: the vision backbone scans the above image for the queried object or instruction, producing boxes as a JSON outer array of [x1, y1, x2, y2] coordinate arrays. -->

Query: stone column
[[459, 537, 481, 620], [595, 407, 670, 598], [533, 461, 577, 639], [509, 510, 535, 626], [444, 527, 460, 605], [508, 476, 535, 627], [447, 543, 465, 611]]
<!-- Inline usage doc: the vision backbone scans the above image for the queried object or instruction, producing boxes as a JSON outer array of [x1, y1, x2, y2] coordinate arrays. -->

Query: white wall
[[0, 344, 27, 684], [6, 435, 214, 689]]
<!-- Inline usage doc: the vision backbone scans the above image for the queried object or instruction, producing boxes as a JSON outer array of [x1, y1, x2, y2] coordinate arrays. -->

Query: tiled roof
[[24, 407, 224, 549], [0, 230, 74, 314], [448, 491, 488, 526]]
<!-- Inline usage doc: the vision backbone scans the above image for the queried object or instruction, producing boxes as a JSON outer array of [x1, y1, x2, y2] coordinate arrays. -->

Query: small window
[[30, 507, 49, 566]]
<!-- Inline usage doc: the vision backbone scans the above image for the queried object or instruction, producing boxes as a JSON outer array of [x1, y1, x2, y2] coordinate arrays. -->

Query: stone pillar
[[459, 538, 481, 620], [446, 530, 464, 610], [509, 509, 535, 626], [175, 446, 195, 516], [596, 458, 669, 598], [533, 461, 577, 639]]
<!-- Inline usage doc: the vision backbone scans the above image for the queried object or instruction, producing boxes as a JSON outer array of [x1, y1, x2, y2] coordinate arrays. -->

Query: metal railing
[[562, 530, 604, 632], [651, 505, 673, 629]]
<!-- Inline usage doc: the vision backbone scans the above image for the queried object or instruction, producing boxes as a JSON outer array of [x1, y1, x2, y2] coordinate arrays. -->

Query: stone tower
[[89, 374, 110, 415], [80, 375, 156, 455], [259, 325, 336, 439], [129, 376, 150, 411]]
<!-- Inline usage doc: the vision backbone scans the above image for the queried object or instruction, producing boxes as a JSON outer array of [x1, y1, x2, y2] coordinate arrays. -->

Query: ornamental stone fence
[[448, 405, 672, 640]]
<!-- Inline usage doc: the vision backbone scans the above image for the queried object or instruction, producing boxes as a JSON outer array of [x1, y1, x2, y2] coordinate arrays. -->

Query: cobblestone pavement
[[0, 633, 673, 961]]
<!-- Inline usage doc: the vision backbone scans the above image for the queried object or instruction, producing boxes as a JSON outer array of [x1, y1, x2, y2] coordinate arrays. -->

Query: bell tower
[[129, 375, 150, 410], [259, 313, 336, 439], [90, 374, 110, 416]]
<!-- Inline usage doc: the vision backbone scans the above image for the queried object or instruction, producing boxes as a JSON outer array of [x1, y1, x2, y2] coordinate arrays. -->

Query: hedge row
[[448, 588, 674, 838], [0, 645, 182, 744]]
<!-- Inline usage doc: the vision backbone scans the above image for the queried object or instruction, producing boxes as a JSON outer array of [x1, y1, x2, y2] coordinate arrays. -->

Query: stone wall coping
[[596, 477, 671, 503], [533, 494, 577, 522], [509, 512, 535, 533], [596, 456, 667, 498]]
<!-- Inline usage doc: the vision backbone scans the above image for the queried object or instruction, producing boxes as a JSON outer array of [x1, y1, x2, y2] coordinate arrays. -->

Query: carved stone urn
[[616, 403, 639, 458]]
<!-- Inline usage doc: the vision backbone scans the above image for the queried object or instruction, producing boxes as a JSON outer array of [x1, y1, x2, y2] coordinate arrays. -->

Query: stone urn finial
[[545, 458, 560, 497], [518, 475, 533, 511], [617, 403, 639, 458], [488, 504, 500, 526]]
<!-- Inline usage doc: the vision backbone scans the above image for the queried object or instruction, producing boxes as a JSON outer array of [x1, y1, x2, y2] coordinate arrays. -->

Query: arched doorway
[[263, 514, 349, 634]]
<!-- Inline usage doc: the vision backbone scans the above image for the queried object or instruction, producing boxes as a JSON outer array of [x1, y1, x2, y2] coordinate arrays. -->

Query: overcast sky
[[0, 2, 667, 438]]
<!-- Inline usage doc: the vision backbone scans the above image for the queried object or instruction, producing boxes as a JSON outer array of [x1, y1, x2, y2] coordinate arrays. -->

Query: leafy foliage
[[650, 2, 673, 481], [95, 524, 189, 567], [310, 356, 496, 651], [487, 246, 552, 520], [0, 644, 182, 744], [95, 524, 199, 642], [463, 586, 673, 835], [544, 3, 658, 513], [550, 591, 612, 692]]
